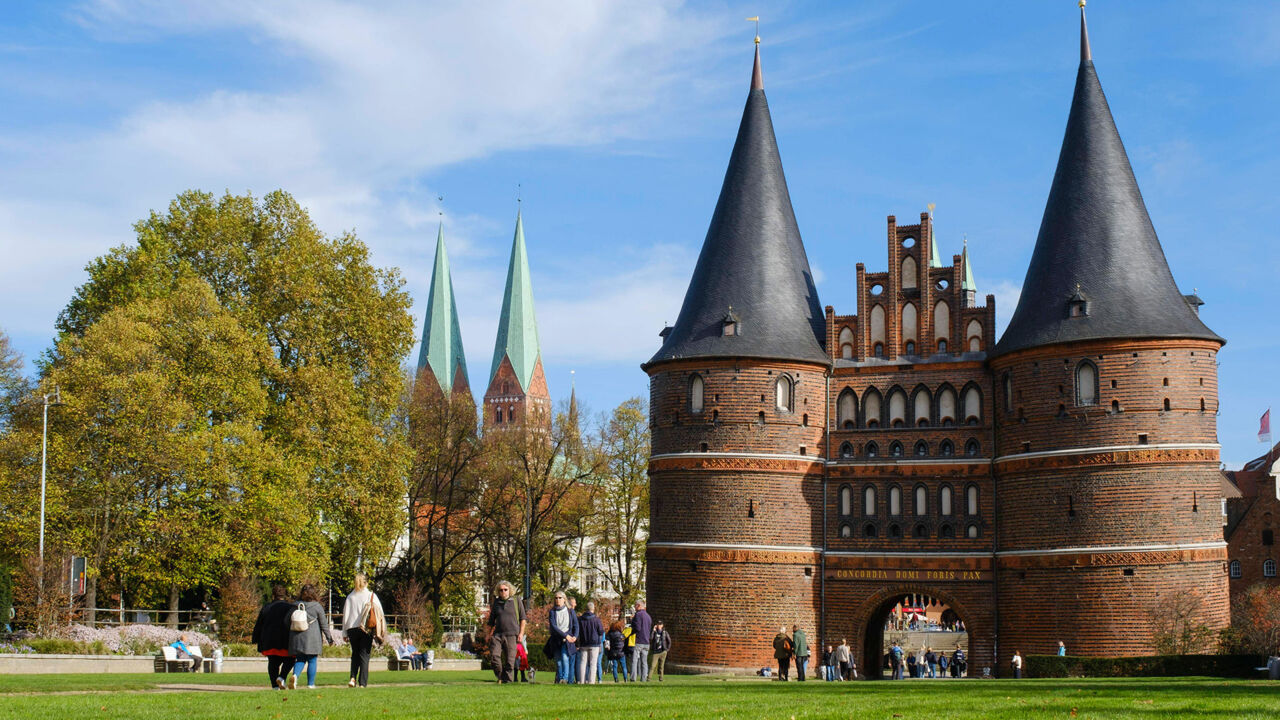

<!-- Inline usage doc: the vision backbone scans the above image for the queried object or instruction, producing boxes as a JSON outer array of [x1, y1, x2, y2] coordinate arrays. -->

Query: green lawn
[[0, 671, 1275, 719]]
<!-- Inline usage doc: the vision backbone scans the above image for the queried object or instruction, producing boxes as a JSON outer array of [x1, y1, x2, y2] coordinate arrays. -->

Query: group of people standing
[[485, 583, 673, 685], [251, 574, 387, 690], [771, 625, 811, 680], [886, 641, 967, 679]]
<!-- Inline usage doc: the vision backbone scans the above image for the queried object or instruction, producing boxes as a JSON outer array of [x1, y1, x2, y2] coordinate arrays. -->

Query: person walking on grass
[[835, 639, 852, 680], [791, 625, 809, 681], [630, 601, 653, 682], [251, 584, 294, 689], [576, 600, 604, 685], [342, 573, 386, 688], [605, 621, 628, 682], [648, 620, 672, 681], [485, 580, 527, 684], [548, 591, 578, 684], [772, 626, 793, 681], [1011, 650, 1023, 679], [287, 584, 334, 689]]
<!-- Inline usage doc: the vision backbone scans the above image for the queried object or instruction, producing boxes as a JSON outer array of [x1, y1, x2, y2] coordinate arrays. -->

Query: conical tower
[[991, 5, 1228, 665], [643, 41, 827, 672], [417, 223, 470, 396], [484, 209, 550, 429]]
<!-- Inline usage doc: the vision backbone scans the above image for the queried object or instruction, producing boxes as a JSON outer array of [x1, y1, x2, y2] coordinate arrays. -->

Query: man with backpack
[[648, 620, 673, 681], [890, 641, 904, 680], [485, 580, 526, 684]]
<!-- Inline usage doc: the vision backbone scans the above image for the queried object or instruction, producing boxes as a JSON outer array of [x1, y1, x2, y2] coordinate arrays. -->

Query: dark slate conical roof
[[993, 9, 1221, 358], [645, 45, 827, 369]]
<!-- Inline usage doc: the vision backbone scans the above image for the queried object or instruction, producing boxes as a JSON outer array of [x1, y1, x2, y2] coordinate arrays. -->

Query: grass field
[[0, 671, 1276, 719]]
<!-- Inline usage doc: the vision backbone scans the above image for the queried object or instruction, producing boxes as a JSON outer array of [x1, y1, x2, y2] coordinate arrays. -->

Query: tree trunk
[[167, 584, 180, 629], [83, 574, 97, 628]]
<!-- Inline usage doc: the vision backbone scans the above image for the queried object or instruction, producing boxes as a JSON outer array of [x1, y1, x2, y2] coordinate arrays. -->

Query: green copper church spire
[[417, 223, 470, 394], [961, 236, 977, 292], [928, 205, 944, 269], [490, 209, 542, 392]]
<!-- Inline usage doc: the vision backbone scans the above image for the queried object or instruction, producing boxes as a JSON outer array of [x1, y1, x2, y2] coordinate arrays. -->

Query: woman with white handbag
[[341, 573, 386, 688], [286, 583, 334, 689]]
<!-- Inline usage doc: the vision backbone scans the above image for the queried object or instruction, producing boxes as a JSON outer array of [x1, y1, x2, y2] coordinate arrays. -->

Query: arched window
[[889, 389, 907, 427], [938, 386, 957, 425], [1076, 361, 1099, 406], [889, 524, 902, 538], [496, 407, 504, 424], [863, 486, 877, 516], [931, 299, 952, 348], [839, 523, 853, 538], [839, 326, 855, 360], [689, 374, 705, 414], [864, 523, 878, 538], [776, 375, 794, 412], [914, 485, 927, 515], [902, 303, 918, 345], [873, 342, 885, 358], [966, 484, 979, 515], [889, 486, 902, 515], [864, 389, 882, 428], [940, 485, 954, 516], [913, 524, 928, 539], [901, 255, 918, 289], [1002, 372, 1013, 413], [913, 388, 931, 426], [965, 439, 980, 457], [940, 524, 955, 539], [966, 320, 983, 352], [890, 441, 904, 458], [866, 441, 879, 458], [838, 389, 857, 429], [940, 440, 954, 457], [839, 485, 853, 516], [905, 341, 916, 355], [966, 524, 980, 539], [1264, 559, 1276, 578], [914, 440, 928, 457], [1229, 560, 1241, 578], [870, 305, 886, 349], [963, 386, 982, 424], [839, 441, 854, 459]]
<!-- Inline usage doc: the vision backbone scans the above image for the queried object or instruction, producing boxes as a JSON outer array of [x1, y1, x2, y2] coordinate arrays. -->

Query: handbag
[[542, 637, 557, 660], [290, 602, 309, 632]]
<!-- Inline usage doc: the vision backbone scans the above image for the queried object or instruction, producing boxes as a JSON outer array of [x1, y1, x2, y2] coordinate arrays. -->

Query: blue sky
[[1, 1, 1277, 468]]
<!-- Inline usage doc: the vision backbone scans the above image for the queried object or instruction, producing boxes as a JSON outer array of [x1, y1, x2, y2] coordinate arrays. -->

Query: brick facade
[[1224, 460, 1280, 596], [645, 217, 1229, 676]]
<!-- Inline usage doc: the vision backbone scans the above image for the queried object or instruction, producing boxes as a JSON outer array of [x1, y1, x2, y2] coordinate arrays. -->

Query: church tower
[[417, 222, 470, 396], [991, 6, 1228, 661], [484, 209, 551, 429], [643, 41, 829, 670]]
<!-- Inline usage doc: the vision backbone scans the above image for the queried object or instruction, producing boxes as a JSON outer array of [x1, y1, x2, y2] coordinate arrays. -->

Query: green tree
[[588, 398, 650, 608], [50, 190, 414, 592]]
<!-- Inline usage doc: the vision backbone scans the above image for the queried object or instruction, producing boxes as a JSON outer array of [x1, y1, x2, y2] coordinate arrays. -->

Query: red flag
[[1261, 409, 1272, 444]]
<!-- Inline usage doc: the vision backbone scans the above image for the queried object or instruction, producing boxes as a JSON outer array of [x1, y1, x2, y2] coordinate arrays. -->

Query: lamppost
[[38, 386, 63, 618]]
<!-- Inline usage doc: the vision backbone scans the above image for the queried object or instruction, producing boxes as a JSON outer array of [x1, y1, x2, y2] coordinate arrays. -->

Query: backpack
[[290, 602, 309, 632]]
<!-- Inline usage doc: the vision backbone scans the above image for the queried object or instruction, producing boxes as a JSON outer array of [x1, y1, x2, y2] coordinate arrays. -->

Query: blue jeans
[[293, 655, 317, 687], [596, 649, 603, 681], [608, 657, 627, 681], [556, 645, 574, 683]]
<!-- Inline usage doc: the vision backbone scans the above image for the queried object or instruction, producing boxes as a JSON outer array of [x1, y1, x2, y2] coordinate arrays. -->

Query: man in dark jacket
[[648, 620, 673, 681], [575, 601, 604, 684], [485, 580, 526, 684], [547, 591, 578, 684], [251, 585, 293, 689], [791, 624, 809, 681], [630, 601, 653, 682]]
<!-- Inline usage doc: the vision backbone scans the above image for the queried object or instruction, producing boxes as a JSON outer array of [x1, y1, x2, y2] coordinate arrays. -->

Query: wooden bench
[[154, 645, 210, 673], [388, 657, 411, 671]]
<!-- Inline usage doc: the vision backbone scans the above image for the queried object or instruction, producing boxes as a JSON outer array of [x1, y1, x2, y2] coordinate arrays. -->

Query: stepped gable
[[993, 7, 1221, 358], [645, 44, 827, 369], [416, 223, 469, 394]]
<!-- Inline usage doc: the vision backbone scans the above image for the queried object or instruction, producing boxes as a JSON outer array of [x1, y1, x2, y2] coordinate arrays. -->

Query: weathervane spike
[[746, 15, 759, 44], [1079, 0, 1092, 63]]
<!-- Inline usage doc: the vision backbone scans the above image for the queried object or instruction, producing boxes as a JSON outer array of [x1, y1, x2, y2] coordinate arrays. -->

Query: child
[[515, 636, 534, 683]]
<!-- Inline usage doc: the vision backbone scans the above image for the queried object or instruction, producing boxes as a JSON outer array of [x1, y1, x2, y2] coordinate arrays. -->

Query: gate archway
[[848, 585, 977, 680]]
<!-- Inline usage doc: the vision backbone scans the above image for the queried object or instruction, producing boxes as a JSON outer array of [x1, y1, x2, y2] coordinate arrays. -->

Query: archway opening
[[860, 592, 969, 680]]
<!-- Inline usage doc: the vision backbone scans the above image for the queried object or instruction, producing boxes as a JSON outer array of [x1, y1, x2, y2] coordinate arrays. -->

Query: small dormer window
[[1068, 284, 1088, 318], [721, 307, 740, 337]]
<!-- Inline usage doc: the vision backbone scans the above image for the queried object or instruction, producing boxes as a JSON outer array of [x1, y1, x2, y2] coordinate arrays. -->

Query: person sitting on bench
[[170, 634, 203, 673]]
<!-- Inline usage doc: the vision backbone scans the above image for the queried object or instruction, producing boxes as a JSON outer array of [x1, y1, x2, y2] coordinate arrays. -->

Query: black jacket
[[252, 600, 293, 653], [577, 611, 604, 648]]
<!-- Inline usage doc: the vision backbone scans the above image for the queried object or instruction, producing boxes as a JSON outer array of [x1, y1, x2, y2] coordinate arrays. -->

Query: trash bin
[[426, 649, 435, 669], [1268, 656, 1279, 680]]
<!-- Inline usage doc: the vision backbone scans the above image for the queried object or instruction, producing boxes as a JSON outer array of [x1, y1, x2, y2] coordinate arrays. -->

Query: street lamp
[[38, 386, 63, 609]]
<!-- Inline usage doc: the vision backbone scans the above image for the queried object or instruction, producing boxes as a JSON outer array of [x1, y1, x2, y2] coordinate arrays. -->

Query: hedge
[[1028, 654, 1268, 679]]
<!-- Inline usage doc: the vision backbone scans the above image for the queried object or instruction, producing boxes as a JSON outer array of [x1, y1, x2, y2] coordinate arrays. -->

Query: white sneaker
[[287, 673, 297, 690], [306, 685, 316, 689], [275, 677, 286, 690], [348, 678, 356, 688]]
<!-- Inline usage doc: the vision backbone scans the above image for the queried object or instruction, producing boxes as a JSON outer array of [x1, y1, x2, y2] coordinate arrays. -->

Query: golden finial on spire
[[927, 202, 936, 216], [746, 16, 759, 44], [1078, 0, 1086, 8]]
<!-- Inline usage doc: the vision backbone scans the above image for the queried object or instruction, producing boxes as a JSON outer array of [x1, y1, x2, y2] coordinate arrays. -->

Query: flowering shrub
[[0, 642, 35, 654], [41, 624, 216, 655]]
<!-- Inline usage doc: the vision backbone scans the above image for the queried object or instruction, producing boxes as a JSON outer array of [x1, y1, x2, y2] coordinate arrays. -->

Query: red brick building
[[1224, 444, 1280, 595], [643, 10, 1228, 677]]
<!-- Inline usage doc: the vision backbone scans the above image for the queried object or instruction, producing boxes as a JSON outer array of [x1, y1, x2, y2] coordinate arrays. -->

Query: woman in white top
[[342, 574, 386, 687]]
